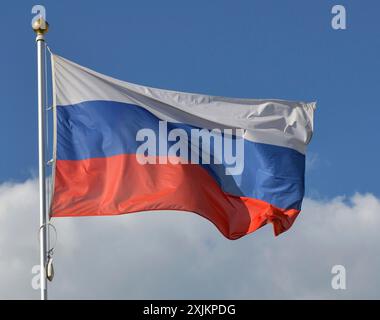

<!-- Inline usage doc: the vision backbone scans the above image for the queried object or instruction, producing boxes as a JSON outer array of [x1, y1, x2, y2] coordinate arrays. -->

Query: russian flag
[[50, 55, 315, 240]]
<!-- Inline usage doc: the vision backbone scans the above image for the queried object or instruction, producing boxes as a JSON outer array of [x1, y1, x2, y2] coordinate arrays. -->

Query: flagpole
[[32, 18, 49, 300]]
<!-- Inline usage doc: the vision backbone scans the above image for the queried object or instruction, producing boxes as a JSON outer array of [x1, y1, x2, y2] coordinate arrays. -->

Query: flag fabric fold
[[50, 54, 315, 239]]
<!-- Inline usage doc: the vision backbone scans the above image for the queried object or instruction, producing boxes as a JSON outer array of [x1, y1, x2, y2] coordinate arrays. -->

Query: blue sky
[[1, 0, 379, 201]]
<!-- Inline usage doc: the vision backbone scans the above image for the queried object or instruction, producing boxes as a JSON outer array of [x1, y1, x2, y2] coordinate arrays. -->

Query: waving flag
[[50, 54, 315, 239]]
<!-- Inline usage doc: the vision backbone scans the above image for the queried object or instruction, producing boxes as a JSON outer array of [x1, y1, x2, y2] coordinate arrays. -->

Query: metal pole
[[33, 18, 49, 301]]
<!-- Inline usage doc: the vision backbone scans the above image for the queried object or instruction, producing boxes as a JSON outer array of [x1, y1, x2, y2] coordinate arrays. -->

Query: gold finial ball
[[32, 18, 49, 35]]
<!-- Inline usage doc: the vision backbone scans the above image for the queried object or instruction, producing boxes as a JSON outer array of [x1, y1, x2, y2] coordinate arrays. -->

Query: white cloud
[[0, 179, 379, 299]]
